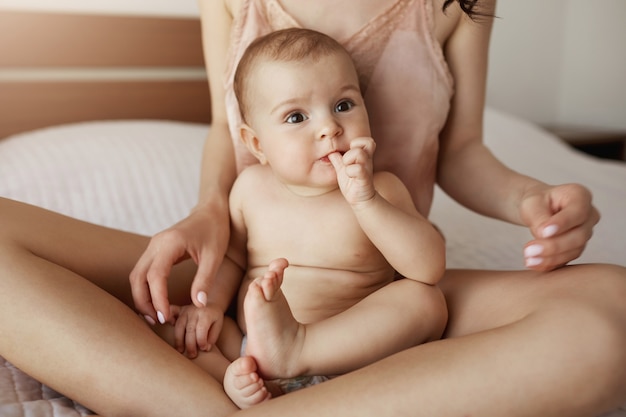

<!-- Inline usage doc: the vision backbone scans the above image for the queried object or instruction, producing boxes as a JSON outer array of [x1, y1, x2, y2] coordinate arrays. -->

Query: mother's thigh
[[440, 264, 626, 338], [0, 197, 196, 307]]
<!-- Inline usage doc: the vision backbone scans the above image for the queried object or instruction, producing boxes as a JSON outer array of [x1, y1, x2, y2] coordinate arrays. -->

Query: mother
[[1, 0, 625, 416]]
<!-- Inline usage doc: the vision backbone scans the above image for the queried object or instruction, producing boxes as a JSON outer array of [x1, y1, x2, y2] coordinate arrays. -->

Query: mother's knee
[[579, 264, 626, 347], [540, 264, 626, 404], [0, 197, 28, 242], [555, 264, 626, 316], [534, 264, 626, 346]]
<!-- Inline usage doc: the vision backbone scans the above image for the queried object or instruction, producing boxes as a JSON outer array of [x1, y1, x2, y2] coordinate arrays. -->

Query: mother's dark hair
[[443, 0, 489, 18]]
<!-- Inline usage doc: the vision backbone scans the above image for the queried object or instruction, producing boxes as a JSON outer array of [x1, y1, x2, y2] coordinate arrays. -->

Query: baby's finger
[[328, 152, 344, 172], [350, 137, 376, 157], [267, 258, 289, 274], [169, 305, 181, 319], [342, 147, 369, 167], [173, 315, 187, 353], [344, 162, 368, 179], [196, 316, 213, 352], [207, 318, 223, 348], [185, 322, 199, 359]]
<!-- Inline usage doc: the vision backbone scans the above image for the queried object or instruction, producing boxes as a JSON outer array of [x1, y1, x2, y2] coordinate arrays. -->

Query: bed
[[1, 11, 625, 417]]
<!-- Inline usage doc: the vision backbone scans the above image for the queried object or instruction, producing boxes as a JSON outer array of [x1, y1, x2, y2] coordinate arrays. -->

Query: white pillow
[[0, 120, 208, 235]]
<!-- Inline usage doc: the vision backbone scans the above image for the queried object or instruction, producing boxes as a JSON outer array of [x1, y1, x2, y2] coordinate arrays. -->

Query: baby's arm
[[330, 138, 445, 284], [357, 173, 445, 284]]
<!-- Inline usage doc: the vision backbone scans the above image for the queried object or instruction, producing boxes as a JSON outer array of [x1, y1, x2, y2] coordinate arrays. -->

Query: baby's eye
[[286, 112, 307, 124], [335, 100, 354, 113]]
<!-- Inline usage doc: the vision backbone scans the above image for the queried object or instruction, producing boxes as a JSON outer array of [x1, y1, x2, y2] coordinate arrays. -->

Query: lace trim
[[223, 0, 254, 89], [421, 0, 454, 94], [263, 0, 413, 94]]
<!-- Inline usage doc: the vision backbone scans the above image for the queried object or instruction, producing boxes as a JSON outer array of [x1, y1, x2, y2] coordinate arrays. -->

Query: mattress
[[0, 108, 624, 416]]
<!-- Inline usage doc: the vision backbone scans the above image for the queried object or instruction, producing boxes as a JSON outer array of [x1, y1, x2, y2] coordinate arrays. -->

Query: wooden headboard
[[0, 11, 211, 139]]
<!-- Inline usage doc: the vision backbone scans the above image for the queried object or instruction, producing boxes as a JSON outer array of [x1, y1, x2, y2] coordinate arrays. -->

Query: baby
[[168, 28, 447, 408]]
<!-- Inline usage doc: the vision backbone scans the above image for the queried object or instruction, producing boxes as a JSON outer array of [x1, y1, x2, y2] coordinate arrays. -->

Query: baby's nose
[[319, 118, 343, 141]]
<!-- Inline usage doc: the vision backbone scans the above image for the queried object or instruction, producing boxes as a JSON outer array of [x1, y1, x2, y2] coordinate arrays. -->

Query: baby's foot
[[223, 356, 271, 409], [244, 258, 306, 379]]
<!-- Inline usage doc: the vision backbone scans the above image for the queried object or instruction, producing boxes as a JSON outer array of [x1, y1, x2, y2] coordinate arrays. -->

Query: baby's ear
[[240, 124, 268, 164]]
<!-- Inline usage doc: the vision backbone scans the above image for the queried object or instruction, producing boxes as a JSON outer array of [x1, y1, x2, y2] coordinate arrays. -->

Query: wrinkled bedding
[[0, 360, 92, 417], [0, 108, 624, 416]]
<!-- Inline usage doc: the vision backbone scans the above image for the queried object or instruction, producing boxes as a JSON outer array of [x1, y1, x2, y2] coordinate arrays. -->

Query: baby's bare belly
[[237, 264, 394, 330]]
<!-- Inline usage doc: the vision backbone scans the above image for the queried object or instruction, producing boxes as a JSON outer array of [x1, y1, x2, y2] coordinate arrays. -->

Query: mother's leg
[[439, 265, 626, 416], [233, 264, 626, 417], [0, 198, 237, 416]]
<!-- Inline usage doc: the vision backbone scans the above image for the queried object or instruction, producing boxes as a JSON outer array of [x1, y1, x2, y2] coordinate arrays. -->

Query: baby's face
[[246, 52, 371, 193]]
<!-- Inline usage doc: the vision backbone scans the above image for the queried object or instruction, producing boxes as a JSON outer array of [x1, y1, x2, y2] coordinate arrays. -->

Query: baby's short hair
[[234, 28, 352, 122]]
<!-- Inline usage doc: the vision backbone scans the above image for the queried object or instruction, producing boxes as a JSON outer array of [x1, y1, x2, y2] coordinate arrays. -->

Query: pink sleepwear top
[[224, 0, 454, 216]]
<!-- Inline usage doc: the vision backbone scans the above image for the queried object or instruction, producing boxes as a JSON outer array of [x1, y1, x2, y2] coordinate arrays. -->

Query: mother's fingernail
[[197, 291, 208, 306], [144, 315, 156, 326], [542, 224, 559, 238], [524, 244, 544, 258], [157, 311, 166, 324], [525, 257, 543, 267]]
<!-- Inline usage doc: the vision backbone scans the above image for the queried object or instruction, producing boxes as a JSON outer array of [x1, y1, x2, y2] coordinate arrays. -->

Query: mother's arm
[[436, 1, 598, 271], [130, 0, 239, 323]]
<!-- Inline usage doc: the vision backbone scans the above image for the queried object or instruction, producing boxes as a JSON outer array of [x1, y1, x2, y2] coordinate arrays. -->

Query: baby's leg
[[242, 258, 306, 379], [244, 260, 447, 379]]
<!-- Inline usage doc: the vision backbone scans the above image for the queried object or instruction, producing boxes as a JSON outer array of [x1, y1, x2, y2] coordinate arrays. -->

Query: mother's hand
[[520, 183, 599, 271], [130, 205, 230, 324]]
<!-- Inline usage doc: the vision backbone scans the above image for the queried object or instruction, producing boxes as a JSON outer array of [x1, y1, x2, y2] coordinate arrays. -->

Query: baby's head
[[234, 28, 360, 124], [233, 28, 370, 190]]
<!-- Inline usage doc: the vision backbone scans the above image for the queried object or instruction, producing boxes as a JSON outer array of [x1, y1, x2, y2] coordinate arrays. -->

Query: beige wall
[[2, 0, 625, 130], [0, 0, 198, 16], [488, 0, 626, 130]]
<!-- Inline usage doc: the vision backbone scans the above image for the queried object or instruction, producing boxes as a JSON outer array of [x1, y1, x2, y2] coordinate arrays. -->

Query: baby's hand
[[519, 183, 599, 271], [170, 304, 224, 358], [328, 137, 376, 206]]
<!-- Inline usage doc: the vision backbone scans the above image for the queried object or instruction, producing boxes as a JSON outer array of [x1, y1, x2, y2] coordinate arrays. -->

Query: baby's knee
[[422, 284, 448, 340], [395, 279, 448, 341]]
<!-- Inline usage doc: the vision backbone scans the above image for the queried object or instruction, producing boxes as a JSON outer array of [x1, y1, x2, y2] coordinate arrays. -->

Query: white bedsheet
[[0, 108, 624, 416]]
